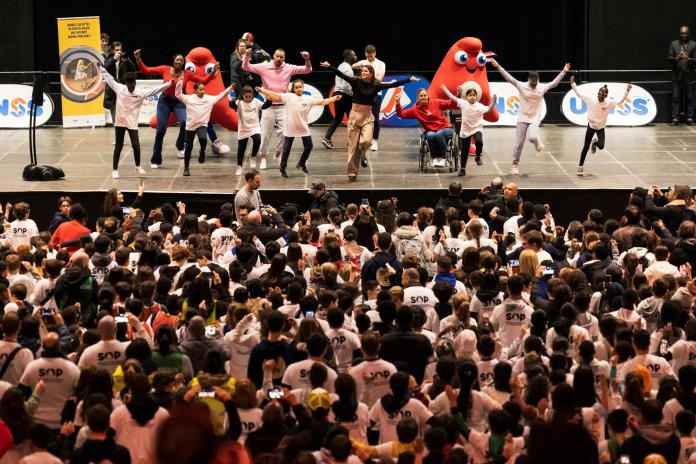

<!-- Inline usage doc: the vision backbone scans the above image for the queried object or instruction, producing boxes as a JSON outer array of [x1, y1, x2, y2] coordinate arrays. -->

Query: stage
[[0, 123, 694, 227]]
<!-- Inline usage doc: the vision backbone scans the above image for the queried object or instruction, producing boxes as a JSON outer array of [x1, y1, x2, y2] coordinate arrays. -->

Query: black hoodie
[[71, 437, 131, 464]]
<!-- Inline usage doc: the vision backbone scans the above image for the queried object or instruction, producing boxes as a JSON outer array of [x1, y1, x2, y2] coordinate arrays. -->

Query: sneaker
[[135, 166, 146, 176], [235, 166, 242, 176], [296, 163, 308, 174], [183, 168, 190, 177], [688, 119, 696, 126], [475, 156, 483, 166], [259, 157, 267, 170], [510, 165, 519, 175], [535, 139, 544, 153], [250, 158, 257, 168], [211, 139, 230, 156], [458, 169, 466, 177], [176, 148, 185, 159], [150, 164, 159, 169], [577, 166, 584, 176], [274, 151, 281, 162], [321, 138, 334, 149], [432, 158, 442, 167], [112, 170, 119, 179], [280, 168, 288, 178], [361, 159, 368, 168], [591, 138, 598, 154], [198, 150, 206, 164], [670, 119, 679, 126], [371, 141, 378, 151]]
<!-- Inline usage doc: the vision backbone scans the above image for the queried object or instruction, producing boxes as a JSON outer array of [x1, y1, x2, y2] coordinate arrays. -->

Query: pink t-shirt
[[281, 93, 321, 137]]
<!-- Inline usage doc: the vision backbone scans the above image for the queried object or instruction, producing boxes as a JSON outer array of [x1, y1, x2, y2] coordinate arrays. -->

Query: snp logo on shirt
[[387, 410, 412, 420], [369, 370, 392, 382], [409, 295, 430, 305], [505, 313, 526, 322], [97, 351, 122, 363], [331, 336, 347, 345]]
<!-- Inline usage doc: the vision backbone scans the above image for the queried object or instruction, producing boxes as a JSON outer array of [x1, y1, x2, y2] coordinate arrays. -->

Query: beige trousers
[[346, 105, 374, 176]]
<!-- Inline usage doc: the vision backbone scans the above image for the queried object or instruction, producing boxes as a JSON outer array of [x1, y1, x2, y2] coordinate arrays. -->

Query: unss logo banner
[[561, 83, 656, 126], [379, 75, 430, 127]]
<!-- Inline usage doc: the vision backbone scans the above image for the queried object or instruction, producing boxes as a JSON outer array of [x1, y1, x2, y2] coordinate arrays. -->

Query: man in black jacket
[[620, 399, 680, 464], [361, 233, 403, 291], [103, 42, 136, 124], [437, 182, 468, 219], [669, 26, 696, 125], [236, 209, 289, 243], [308, 180, 339, 218], [645, 184, 691, 234], [380, 306, 433, 384], [485, 182, 523, 233], [71, 404, 131, 464]]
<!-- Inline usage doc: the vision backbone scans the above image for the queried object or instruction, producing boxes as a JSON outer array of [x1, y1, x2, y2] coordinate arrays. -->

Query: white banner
[[484, 81, 547, 126], [561, 82, 657, 126], [0, 84, 54, 128], [136, 79, 163, 125]]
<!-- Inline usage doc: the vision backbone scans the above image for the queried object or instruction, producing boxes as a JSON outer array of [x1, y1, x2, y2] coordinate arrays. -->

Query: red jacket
[[395, 99, 457, 131], [50, 220, 91, 255]]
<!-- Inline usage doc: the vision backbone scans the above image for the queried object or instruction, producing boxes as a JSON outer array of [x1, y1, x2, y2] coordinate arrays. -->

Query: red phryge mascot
[[150, 47, 238, 131], [429, 37, 499, 123]]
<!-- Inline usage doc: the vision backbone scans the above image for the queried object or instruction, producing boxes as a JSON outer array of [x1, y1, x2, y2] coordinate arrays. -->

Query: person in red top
[[133, 49, 218, 168], [395, 88, 457, 166], [49, 203, 91, 255]]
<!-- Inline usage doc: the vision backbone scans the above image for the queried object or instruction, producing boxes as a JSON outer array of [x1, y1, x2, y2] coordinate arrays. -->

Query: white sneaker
[[150, 164, 159, 169], [535, 139, 545, 153], [112, 170, 119, 179], [211, 139, 230, 156], [136, 166, 146, 176], [510, 165, 519, 175], [176, 148, 185, 159], [250, 158, 256, 168], [235, 166, 242, 176], [273, 151, 281, 162], [371, 141, 379, 151], [576, 166, 584, 176], [259, 157, 267, 170]]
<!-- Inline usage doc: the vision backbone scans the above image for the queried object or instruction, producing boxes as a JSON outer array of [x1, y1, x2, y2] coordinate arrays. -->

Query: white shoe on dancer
[[112, 170, 119, 179], [510, 165, 519, 176], [260, 157, 267, 170], [535, 138, 545, 153], [136, 166, 146, 176]]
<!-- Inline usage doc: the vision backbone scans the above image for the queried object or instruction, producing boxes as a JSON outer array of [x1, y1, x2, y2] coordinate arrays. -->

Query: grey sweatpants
[[512, 121, 540, 165]]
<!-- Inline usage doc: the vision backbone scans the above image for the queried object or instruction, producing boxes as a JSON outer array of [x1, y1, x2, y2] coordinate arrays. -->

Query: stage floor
[[0, 123, 695, 194]]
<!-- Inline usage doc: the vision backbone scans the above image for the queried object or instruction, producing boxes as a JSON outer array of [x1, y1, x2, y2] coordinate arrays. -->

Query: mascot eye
[[476, 52, 487, 67], [184, 62, 195, 73], [205, 62, 216, 74], [454, 51, 468, 65]]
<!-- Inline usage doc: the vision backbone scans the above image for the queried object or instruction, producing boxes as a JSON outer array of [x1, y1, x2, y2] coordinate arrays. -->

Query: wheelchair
[[418, 130, 459, 173]]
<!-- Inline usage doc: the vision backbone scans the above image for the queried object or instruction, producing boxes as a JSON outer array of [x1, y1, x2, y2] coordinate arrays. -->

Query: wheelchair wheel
[[419, 135, 429, 172], [451, 133, 460, 171]]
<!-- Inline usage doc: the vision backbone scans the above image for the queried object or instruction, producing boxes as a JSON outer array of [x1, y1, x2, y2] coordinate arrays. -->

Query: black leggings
[[237, 134, 261, 166], [280, 136, 313, 169], [579, 125, 605, 166], [371, 95, 381, 140], [184, 127, 207, 169], [325, 93, 352, 140], [113, 127, 140, 170], [459, 132, 482, 168]]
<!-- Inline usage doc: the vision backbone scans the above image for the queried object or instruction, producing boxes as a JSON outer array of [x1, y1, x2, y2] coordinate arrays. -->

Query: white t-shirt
[[403, 286, 437, 311], [19, 357, 81, 429], [368, 397, 433, 443], [476, 359, 499, 388], [326, 328, 361, 373], [7, 219, 38, 251], [465, 218, 490, 239], [440, 315, 478, 340], [111, 403, 170, 464], [617, 353, 675, 392], [281, 93, 321, 137], [18, 451, 62, 464], [668, 340, 696, 373], [238, 407, 263, 444], [236, 98, 263, 139], [490, 299, 534, 348], [571, 82, 627, 130], [78, 339, 130, 374], [328, 401, 370, 443], [355, 58, 386, 81], [348, 359, 398, 408], [428, 389, 500, 432], [433, 238, 468, 260], [176, 82, 229, 130], [470, 292, 505, 320], [281, 359, 337, 395], [89, 259, 118, 285], [0, 341, 34, 385], [31, 277, 58, 310], [455, 100, 488, 138], [211, 227, 235, 262]]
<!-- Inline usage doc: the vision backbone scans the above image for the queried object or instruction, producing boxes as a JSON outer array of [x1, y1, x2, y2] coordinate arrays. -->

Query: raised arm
[[377, 76, 418, 90], [320, 62, 357, 85], [99, 66, 120, 92], [544, 63, 571, 92], [440, 84, 459, 103], [241, 49, 262, 74], [489, 59, 520, 87], [395, 94, 415, 119], [133, 49, 166, 76], [487, 94, 497, 112], [313, 94, 342, 107], [174, 80, 185, 102], [186, 64, 219, 84], [255, 86, 283, 102], [213, 84, 235, 103], [289, 51, 312, 75], [617, 83, 632, 105], [569, 76, 583, 98], [145, 80, 173, 98]]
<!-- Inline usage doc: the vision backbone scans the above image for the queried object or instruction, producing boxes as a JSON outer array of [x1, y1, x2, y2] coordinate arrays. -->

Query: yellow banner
[[57, 16, 105, 127]]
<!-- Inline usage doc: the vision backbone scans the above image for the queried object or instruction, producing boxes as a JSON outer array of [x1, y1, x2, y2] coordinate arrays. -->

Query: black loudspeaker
[[22, 165, 65, 181]]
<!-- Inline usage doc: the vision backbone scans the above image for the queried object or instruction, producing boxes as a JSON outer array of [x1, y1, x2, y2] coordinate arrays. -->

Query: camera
[[41, 308, 53, 318], [305, 311, 315, 318], [114, 315, 129, 324], [205, 326, 217, 337], [198, 390, 216, 399]]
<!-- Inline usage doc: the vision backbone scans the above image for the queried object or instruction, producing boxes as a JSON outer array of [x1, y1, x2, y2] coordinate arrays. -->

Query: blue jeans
[[424, 128, 453, 158], [207, 125, 218, 142], [151, 94, 186, 165]]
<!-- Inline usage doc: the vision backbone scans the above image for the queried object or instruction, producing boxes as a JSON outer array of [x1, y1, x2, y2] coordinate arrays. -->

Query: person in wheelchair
[[395, 88, 457, 168], [441, 84, 496, 177]]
